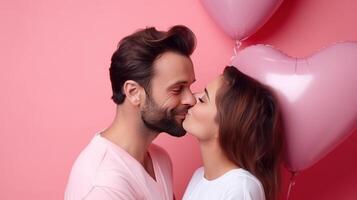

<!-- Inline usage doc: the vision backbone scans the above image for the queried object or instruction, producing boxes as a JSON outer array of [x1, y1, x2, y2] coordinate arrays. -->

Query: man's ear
[[122, 80, 143, 106]]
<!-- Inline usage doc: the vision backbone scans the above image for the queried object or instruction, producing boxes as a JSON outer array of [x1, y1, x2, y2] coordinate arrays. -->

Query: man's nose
[[182, 89, 197, 106]]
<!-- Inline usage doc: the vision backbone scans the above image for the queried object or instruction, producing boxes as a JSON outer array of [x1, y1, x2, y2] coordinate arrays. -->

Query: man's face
[[140, 51, 196, 137]]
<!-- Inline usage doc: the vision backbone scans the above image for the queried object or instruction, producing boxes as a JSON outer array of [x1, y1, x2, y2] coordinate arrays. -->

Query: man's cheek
[[160, 95, 180, 109]]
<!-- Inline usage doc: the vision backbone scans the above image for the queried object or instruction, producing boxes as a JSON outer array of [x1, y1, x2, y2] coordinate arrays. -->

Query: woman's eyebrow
[[204, 88, 210, 101]]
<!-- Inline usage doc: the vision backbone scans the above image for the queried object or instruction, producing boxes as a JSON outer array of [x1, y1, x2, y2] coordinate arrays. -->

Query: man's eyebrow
[[204, 88, 210, 101], [168, 79, 196, 88], [168, 81, 188, 88]]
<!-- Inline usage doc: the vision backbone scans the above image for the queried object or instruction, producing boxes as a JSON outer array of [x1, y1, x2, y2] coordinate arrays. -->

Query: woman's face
[[182, 75, 223, 141]]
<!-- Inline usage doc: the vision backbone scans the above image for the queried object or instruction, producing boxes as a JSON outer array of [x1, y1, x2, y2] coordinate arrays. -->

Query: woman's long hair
[[216, 66, 283, 200]]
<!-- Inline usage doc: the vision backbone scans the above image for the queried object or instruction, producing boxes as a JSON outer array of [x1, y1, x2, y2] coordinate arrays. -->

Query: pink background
[[1, 0, 356, 199]]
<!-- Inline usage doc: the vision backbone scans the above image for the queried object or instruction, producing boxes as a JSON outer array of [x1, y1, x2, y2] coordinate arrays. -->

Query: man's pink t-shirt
[[65, 134, 174, 200]]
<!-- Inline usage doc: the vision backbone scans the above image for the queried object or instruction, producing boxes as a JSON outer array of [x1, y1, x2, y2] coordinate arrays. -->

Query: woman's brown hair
[[216, 66, 283, 200]]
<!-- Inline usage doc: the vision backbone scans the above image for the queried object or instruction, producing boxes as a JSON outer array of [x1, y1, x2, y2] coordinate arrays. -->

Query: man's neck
[[199, 139, 239, 180], [101, 107, 159, 165]]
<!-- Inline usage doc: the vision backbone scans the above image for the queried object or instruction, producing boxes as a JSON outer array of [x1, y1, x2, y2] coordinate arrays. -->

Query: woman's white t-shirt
[[183, 167, 265, 200]]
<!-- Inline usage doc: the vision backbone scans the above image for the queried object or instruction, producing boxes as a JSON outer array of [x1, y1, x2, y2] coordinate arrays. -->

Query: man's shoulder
[[66, 135, 135, 190], [68, 135, 108, 180]]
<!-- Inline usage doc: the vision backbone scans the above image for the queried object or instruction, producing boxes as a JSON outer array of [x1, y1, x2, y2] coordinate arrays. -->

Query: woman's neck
[[199, 139, 239, 180]]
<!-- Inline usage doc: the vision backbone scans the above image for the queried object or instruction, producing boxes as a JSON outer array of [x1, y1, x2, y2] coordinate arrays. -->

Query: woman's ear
[[122, 80, 142, 106]]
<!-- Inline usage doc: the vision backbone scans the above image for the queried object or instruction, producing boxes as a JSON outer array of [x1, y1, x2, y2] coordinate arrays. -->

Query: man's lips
[[174, 109, 188, 116], [173, 108, 189, 119], [175, 112, 188, 119]]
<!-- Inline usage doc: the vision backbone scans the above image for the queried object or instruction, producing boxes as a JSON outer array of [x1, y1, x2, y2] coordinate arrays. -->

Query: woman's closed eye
[[198, 97, 204, 103], [198, 94, 207, 103]]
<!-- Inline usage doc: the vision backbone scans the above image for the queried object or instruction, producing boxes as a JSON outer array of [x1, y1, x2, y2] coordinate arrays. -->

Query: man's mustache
[[172, 107, 189, 115]]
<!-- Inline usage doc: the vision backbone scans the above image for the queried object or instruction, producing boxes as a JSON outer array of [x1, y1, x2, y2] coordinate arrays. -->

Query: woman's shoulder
[[223, 168, 265, 199], [184, 167, 205, 196], [190, 166, 204, 179], [227, 168, 261, 184]]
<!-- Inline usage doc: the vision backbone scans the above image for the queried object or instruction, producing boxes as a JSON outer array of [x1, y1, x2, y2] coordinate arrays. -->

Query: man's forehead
[[151, 52, 195, 87]]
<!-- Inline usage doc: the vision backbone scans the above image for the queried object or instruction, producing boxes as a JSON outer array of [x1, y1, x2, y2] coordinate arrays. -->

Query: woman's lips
[[186, 110, 192, 115]]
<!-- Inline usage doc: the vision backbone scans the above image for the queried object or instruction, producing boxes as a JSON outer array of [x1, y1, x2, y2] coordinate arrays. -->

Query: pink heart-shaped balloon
[[231, 42, 357, 172], [200, 0, 283, 41]]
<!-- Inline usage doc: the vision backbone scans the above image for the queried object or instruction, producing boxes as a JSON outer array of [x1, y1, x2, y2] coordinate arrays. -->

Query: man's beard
[[140, 95, 187, 137]]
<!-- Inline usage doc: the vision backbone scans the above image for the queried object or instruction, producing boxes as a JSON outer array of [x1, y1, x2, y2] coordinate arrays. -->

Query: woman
[[182, 66, 283, 200]]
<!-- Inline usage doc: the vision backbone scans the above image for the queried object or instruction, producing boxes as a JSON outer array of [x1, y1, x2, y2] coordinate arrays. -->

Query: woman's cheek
[[189, 107, 217, 140]]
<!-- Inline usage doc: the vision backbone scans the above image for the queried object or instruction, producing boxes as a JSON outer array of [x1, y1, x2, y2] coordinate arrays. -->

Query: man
[[65, 25, 197, 200]]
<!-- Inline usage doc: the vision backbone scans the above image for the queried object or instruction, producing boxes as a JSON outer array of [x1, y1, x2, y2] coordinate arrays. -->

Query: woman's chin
[[183, 118, 201, 138], [182, 119, 191, 133]]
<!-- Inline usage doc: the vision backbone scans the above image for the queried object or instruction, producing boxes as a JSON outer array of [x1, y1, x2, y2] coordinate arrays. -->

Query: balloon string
[[287, 171, 298, 200], [231, 40, 242, 61], [233, 40, 242, 56]]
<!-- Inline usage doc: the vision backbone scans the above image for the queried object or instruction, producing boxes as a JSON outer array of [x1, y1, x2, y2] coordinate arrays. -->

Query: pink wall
[[0, 0, 356, 199]]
